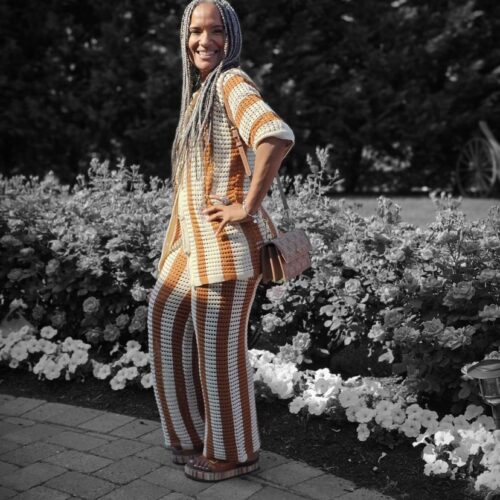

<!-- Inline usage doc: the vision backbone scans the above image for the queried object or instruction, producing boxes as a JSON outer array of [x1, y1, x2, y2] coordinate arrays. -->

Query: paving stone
[[143, 465, 212, 496], [3, 423, 67, 445], [338, 487, 396, 499], [1, 462, 67, 491], [292, 473, 357, 499], [45, 431, 109, 451], [196, 476, 263, 500], [3, 416, 36, 427], [83, 431, 118, 442], [50, 406, 104, 427], [255, 460, 324, 486], [0, 486, 17, 499], [77, 413, 135, 433], [136, 445, 172, 466], [99, 478, 169, 500], [0, 441, 64, 466], [110, 418, 160, 439], [0, 394, 15, 404], [91, 438, 151, 460], [0, 439, 20, 455], [258, 450, 290, 471], [43, 449, 113, 473], [0, 397, 46, 416], [0, 459, 20, 477], [13, 485, 71, 500], [93, 455, 161, 485], [22, 402, 72, 422], [44, 471, 116, 499], [158, 494, 195, 500], [243, 485, 308, 500], [0, 420, 22, 437], [138, 427, 166, 445]]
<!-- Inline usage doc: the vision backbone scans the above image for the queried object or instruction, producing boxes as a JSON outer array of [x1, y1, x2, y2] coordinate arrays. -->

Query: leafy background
[[1, 0, 499, 192]]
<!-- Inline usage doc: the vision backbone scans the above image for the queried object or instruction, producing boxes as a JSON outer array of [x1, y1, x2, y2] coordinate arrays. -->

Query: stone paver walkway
[[0, 395, 395, 500]]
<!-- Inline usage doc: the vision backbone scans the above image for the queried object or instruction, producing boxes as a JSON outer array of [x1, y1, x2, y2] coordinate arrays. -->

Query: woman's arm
[[203, 136, 292, 236]]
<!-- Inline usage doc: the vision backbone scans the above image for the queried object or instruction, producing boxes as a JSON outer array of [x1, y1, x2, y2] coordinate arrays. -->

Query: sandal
[[171, 446, 203, 465], [184, 452, 260, 482]]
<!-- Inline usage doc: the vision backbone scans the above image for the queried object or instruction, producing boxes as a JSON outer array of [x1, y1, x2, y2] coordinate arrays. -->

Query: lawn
[[343, 196, 498, 227]]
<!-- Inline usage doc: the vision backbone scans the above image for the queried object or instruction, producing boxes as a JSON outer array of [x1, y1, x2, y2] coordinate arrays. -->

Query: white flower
[[140, 372, 152, 389], [92, 362, 111, 380], [26, 338, 40, 353], [422, 444, 437, 464], [39, 339, 57, 355], [131, 350, 149, 367], [10, 342, 28, 361], [420, 410, 439, 428], [124, 366, 138, 380], [126, 340, 141, 352], [61, 337, 76, 352], [266, 285, 287, 303], [345, 406, 358, 422], [308, 397, 328, 416], [338, 390, 361, 408], [401, 419, 421, 438], [43, 360, 61, 380], [434, 430, 455, 446], [375, 400, 394, 414], [392, 407, 406, 424], [424, 459, 449, 476], [289, 397, 307, 414], [9, 359, 19, 369], [357, 423, 370, 442], [355, 407, 376, 424], [40, 326, 58, 339], [406, 403, 423, 417], [110, 376, 126, 390], [70, 349, 89, 365], [464, 404, 484, 421]]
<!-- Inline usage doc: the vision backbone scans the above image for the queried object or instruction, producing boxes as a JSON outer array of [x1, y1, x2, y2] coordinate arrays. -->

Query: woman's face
[[188, 2, 225, 82]]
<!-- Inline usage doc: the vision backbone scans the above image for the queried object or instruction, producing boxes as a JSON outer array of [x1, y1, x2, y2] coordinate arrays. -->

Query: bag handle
[[222, 87, 291, 221]]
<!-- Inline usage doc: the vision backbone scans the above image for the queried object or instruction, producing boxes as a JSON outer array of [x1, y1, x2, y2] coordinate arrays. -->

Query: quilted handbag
[[223, 89, 313, 284], [260, 228, 312, 283]]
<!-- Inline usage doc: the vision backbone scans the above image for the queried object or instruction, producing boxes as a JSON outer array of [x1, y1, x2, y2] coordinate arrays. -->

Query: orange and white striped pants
[[147, 245, 261, 463]]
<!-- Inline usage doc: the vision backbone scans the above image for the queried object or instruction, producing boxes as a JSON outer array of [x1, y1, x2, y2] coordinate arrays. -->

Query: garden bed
[[0, 365, 476, 500]]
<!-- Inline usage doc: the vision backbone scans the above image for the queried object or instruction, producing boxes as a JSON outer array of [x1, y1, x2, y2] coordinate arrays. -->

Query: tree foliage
[[1, 0, 499, 191]]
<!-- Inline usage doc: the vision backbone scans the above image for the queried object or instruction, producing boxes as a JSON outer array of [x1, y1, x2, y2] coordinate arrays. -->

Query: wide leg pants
[[147, 245, 261, 463]]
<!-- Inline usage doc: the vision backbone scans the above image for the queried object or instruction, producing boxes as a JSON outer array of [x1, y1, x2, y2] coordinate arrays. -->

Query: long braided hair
[[171, 0, 242, 186]]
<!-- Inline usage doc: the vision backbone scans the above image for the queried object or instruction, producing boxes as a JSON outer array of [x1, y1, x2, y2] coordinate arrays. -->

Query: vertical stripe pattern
[[148, 245, 261, 462], [157, 67, 294, 287]]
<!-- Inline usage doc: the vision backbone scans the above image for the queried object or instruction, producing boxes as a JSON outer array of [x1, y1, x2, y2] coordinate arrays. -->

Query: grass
[[343, 196, 498, 227]]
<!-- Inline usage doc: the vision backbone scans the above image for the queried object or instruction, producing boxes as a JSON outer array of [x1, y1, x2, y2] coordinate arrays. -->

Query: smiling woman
[[147, 0, 295, 484]]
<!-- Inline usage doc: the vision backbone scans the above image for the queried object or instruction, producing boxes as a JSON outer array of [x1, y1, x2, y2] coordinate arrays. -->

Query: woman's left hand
[[202, 195, 248, 236]]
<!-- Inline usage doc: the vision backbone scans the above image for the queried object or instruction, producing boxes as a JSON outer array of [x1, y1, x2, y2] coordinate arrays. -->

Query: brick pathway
[[0, 395, 395, 500]]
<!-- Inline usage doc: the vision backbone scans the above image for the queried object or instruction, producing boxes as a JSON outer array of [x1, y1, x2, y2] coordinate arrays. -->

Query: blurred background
[[1, 0, 499, 194]]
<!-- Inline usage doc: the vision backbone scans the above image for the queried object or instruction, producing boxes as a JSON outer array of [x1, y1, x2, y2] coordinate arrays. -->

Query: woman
[[147, 0, 294, 482]]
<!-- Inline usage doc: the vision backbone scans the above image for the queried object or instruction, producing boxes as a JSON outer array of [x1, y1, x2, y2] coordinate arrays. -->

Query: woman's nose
[[199, 30, 210, 45]]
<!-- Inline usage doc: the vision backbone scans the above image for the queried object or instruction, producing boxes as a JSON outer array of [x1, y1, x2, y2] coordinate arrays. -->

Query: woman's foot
[[184, 451, 260, 481], [171, 446, 204, 465]]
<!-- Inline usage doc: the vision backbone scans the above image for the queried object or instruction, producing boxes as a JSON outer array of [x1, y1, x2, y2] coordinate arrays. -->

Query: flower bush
[[2, 156, 500, 496]]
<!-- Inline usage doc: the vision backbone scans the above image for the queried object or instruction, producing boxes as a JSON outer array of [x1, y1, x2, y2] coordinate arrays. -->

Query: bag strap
[[222, 86, 291, 218]]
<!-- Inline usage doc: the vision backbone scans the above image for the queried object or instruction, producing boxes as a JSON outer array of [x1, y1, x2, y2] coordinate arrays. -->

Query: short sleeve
[[221, 69, 295, 151]]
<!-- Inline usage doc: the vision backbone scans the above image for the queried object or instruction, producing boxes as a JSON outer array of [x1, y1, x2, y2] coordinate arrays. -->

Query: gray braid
[[171, 0, 243, 185]]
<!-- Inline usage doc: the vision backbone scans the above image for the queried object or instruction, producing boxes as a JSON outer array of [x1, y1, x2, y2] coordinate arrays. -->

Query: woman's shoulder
[[216, 67, 260, 96]]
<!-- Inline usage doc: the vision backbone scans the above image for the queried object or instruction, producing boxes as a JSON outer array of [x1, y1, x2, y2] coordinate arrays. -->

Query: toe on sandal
[[171, 447, 203, 465], [184, 454, 260, 482]]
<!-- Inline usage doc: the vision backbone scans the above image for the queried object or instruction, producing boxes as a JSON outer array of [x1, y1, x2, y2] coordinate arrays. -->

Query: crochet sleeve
[[221, 69, 295, 151]]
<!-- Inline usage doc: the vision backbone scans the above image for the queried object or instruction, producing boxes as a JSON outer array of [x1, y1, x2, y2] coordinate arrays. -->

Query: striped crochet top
[[157, 67, 295, 286]]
